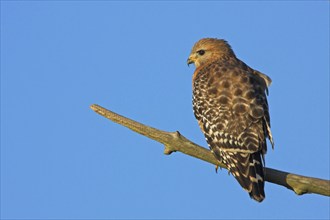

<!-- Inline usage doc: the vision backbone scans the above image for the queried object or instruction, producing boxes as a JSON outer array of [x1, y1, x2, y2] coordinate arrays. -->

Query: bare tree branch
[[90, 104, 330, 197]]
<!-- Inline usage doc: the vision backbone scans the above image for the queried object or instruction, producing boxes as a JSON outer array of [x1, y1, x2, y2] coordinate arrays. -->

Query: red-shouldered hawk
[[187, 38, 274, 202]]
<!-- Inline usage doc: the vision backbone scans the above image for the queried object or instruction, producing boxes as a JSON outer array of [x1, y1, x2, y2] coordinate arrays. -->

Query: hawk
[[187, 38, 274, 202]]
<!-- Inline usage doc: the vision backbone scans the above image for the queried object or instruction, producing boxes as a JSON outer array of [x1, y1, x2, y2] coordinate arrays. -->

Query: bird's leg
[[210, 149, 225, 173]]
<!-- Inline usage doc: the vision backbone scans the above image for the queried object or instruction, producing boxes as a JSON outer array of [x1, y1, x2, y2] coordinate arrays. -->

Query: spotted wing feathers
[[193, 59, 272, 202]]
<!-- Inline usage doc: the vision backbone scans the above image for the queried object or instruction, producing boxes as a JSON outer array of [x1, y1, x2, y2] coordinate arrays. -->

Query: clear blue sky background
[[1, 1, 329, 219]]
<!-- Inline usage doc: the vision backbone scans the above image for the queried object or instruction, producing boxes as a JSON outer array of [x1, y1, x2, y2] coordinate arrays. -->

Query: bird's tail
[[224, 151, 265, 202]]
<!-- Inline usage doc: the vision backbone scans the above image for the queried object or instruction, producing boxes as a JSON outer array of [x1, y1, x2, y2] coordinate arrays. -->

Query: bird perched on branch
[[187, 38, 274, 202]]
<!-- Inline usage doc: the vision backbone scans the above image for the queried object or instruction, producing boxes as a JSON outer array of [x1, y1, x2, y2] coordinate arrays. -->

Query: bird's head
[[187, 38, 236, 68]]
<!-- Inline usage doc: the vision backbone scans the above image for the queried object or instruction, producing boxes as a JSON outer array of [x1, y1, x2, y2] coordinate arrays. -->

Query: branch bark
[[90, 104, 330, 197]]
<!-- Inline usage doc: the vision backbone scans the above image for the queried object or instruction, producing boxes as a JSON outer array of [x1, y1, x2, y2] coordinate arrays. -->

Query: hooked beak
[[187, 56, 195, 66]]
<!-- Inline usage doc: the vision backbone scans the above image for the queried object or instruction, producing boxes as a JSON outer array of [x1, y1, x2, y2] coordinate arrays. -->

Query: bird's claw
[[215, 165, 222, 173]]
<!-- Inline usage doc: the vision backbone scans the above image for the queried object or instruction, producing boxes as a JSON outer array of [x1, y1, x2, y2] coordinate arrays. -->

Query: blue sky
[[1, 1, 329, 219]]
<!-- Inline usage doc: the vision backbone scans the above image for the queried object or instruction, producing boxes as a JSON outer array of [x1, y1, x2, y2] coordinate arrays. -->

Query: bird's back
[[192, 58, 271, 202]]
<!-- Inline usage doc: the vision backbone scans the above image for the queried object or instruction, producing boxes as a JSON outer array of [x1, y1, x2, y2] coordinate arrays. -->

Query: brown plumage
[[187, 38, 274, 202]]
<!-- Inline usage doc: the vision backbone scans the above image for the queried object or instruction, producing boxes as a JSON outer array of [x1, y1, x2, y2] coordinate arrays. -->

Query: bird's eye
[[197, 50, 205, 56]]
